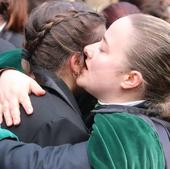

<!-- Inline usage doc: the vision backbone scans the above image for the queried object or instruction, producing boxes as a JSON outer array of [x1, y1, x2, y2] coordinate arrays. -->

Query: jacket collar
[[92, 101, 157, 116], [0, 22, 6, 32], [33, 67, 81, 114]]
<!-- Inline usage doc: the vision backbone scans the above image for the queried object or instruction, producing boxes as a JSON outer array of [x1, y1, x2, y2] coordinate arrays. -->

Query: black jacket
[[0, 102, 166, 169], [0, 140, 90, 169], [0, 38, 16, 53], [2, 68, 89, 147], [0, 30, 24, 48]]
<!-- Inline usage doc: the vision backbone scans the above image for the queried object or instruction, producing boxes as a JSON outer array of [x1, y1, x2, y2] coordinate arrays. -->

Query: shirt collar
[[98, 100, 145, 106], [0, 22, 6, 32]]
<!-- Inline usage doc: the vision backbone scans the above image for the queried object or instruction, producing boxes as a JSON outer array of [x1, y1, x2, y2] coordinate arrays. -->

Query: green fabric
[[88, 113, 165, 169], [0, 48, 23, 72], [0, 127, 18, 141]]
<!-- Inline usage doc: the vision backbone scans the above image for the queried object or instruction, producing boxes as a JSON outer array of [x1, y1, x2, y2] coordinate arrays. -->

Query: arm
[[3, 93, 89, 146], [0, 139, 90, 169], [0, 69, 45, 126], [0, 48, 44, 126]]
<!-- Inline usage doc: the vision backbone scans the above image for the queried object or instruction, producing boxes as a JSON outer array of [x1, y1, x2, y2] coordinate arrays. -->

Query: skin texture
[[0, 70, 45, 126], [77, 17, 144, 103]]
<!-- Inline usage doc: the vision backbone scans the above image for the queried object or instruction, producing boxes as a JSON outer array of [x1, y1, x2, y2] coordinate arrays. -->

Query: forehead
[[104, 17, 133, 50]]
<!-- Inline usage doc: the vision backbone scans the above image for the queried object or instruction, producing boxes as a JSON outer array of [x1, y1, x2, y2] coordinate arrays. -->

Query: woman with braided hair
[[0, 1, 106, 147]]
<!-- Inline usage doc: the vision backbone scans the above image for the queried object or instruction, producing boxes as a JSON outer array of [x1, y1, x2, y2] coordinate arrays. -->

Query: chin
[[76, 77, 85, 88]]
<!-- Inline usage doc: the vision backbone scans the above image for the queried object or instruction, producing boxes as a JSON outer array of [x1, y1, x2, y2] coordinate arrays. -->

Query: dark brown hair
[[25, 1, 105, 72], [126, 14, 170, 117], [27, 0, 52, 14]]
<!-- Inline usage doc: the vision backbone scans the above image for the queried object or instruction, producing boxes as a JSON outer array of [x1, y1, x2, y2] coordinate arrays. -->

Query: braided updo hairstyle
[[24, 1, 105, 72]]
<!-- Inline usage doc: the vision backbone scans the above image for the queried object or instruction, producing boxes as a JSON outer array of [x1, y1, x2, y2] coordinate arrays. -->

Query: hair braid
[[24, 1, 105, 72], [26, 11, 103, 55]]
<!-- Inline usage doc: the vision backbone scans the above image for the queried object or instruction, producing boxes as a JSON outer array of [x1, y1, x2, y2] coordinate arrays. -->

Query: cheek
[[92, 60, 114, 78]]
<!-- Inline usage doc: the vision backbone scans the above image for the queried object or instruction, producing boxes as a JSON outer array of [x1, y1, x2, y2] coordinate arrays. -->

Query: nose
[[83, 44, 94, 59]]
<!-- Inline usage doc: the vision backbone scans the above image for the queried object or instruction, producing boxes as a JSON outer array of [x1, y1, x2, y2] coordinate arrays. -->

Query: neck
[[97, 90, 144, 104], [62, 76, 76, 92], [56, 68, 76, 92]]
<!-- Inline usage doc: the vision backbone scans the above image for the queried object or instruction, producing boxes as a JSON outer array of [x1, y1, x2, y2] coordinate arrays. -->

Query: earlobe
[[121, 71, 143, 89]]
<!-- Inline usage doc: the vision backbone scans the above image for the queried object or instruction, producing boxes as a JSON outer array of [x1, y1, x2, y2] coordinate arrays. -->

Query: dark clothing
[[0, 38, 15, 53], [0, 40, 24, 72], [0, 139, 90, 169], [88, 103, 165, 169], [74, 88, 97, 127], [0, 30, 24, 48], [87, 101, 159, 130], [2, 68, 89, 147], [0, 102, 167, 169]]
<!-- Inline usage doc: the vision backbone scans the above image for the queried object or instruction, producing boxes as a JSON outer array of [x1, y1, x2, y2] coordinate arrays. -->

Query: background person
[[0, 0, 28, 47], [101, 1, 141, 28]]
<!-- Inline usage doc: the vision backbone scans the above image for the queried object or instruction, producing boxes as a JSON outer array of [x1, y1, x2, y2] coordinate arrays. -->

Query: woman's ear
[[120, 70, 143, 89], [21, 59, 31, 75], [70, 53, 81, 76]]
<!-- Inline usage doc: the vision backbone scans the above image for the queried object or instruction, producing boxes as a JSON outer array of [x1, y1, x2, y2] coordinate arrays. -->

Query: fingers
[[19, 94, 33, 115], [8, 99, 20, 126], [0, 70, 45, 127], [2, 99, 21, 126], [3, 101, 13, 127], [1, 94, 32, 126], [30, 79, 46, 96]]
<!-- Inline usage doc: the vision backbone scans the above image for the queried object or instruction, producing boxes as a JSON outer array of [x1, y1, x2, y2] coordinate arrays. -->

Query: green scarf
[[0, 127, 18, 141], [88, 113, 165, 169], [0, 48, 23, 72]]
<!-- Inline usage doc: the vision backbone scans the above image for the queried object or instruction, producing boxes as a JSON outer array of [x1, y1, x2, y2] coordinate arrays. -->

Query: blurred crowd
[[1, 0, 170, 49]]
